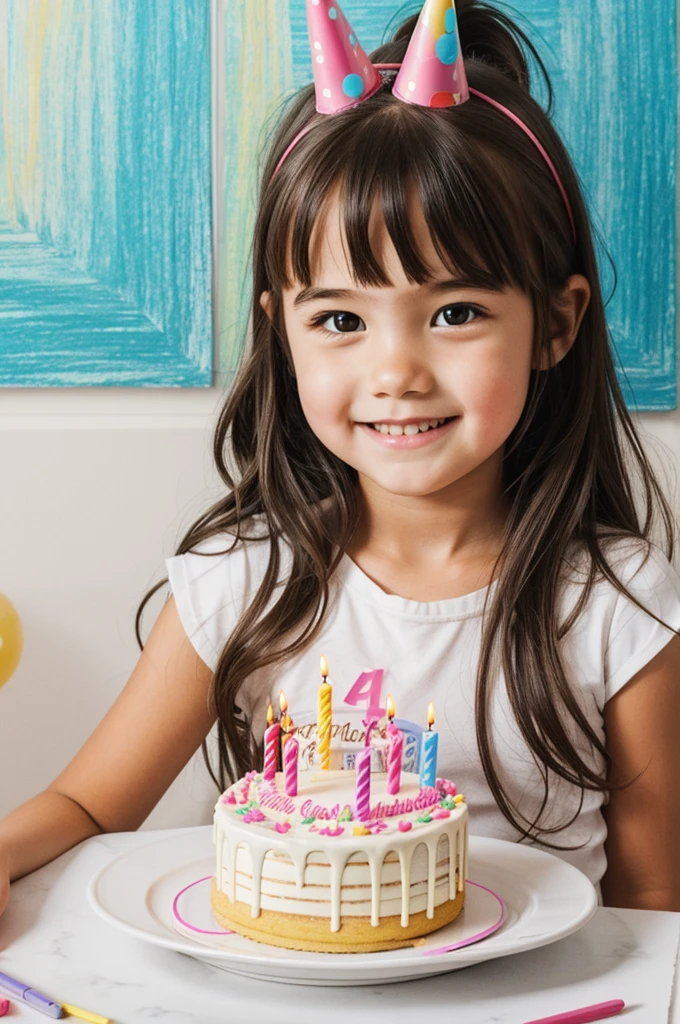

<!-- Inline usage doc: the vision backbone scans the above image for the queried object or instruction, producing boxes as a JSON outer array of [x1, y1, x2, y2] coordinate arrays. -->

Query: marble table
[[0, 828, 678, 1023]]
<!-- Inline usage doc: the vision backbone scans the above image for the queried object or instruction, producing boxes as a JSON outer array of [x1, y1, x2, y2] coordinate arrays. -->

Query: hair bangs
[[272, 102, 541, 296]]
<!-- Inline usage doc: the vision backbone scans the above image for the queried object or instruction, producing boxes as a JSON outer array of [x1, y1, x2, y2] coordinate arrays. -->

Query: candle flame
[[428, 702, 435, 729], [267, 702, 274, 726], [320, 653, 329, 679], [386, 694, 395, 720], [279, 691, 288, 715]]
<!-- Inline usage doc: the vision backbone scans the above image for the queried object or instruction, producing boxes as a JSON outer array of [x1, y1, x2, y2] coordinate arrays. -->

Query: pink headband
[[271, 1, 576, 246]]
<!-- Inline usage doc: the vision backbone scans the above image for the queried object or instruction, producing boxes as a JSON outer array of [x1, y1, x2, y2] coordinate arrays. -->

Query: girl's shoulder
[[560, 531, 680, 702], [165, 513, 292, 671]]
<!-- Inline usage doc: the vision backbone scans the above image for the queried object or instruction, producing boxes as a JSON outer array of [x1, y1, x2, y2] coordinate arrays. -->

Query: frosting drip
[[213, 770, 468, 933]]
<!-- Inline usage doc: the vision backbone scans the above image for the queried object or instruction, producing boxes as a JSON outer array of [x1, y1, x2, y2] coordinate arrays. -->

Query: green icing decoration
[[236, 802, 255, 816], [440, 796, 455, 809], [302, 816, 316, 824], [338, 806, 354, 822], [417, 813, 433, 823]]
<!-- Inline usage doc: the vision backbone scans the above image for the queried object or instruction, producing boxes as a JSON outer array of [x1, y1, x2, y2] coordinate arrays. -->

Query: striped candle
[[420, 703, 439, 788], [387, 725, 404, 795], [284, 732, 299, 797], [263, 703, 280, 783], [355, 745, 372, 820], [317, 654, 332, 770]]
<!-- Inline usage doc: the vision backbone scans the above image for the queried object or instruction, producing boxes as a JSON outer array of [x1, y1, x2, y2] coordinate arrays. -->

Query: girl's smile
[[356, 415, 460, 449]]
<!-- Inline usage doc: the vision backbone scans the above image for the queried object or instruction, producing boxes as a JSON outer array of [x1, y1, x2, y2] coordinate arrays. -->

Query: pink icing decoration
[[398, 820, 413, 832], [437, 778, 456, 796], [243, 808, 266, 824], [319, 825, 344, 837], [432, 809, 451, 819], [274, 822, 291, 834], [222, 792, 237, 805], [366, 820, 387, 834]]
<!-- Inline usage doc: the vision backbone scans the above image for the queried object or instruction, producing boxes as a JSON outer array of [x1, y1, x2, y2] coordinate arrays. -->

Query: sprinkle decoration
[[398, 820, 413, 832], [243, 808, 266, 824], [319, 825, 344, 837], [432, 808, 451, 819], [274, 822, 292, 834]]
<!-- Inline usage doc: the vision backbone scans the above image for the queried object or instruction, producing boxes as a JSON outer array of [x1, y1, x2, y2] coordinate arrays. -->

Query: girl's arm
[[0, 596, 216, 887], [601, 633, 680, 911]]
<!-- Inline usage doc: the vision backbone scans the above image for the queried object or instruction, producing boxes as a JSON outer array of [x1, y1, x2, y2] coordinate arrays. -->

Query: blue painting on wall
[[288, 0, 677, 411], [0, 0, 213, 387]]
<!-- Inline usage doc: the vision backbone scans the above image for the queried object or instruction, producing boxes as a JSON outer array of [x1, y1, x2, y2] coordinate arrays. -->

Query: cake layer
[[217, 841, 457, 918], [211, 879, 466, 952]]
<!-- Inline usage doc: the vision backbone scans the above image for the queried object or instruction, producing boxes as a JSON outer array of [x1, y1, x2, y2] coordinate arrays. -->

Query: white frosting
[[213, 770, 467, 932]]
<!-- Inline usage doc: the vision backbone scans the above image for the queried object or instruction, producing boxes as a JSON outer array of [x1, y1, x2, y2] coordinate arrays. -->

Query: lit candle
[[420, 703, 439, 788], [263, 702, 280, 782], [279, 691, 294, 754], [284, 728, 299, 797], [317, 654, 333, 770], [355, 745, 372, 820], [386, 696, 404, 795], [386, 694, 398, 735]]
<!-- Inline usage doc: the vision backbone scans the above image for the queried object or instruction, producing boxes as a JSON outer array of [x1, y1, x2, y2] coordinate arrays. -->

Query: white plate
[[88, 827, 597, 986]]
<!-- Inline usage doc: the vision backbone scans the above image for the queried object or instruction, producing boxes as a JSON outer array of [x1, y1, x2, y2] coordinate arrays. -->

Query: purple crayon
[[0, 970, 63, 1018]]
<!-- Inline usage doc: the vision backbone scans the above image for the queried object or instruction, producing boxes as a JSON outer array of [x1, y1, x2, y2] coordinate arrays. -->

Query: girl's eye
[[434, 304, 482, 327], [313, 312, 365, 335]]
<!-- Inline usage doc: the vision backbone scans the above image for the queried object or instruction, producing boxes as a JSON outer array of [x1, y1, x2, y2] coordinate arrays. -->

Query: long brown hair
[[136, 0, 678, 845]]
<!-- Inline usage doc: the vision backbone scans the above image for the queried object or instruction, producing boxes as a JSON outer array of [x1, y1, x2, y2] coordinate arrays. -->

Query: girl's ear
[[535, 274, 591, 370], [260, 291, 273, 320]]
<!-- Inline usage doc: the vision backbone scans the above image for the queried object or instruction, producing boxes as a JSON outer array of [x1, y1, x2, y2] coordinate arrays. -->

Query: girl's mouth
[[356, 416, 459, 449]]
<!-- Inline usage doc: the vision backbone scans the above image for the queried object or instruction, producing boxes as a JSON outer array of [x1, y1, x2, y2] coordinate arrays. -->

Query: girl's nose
[[366, 333, 435, 398]]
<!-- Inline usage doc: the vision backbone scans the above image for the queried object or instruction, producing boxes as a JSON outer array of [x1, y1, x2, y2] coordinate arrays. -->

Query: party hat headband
[[273, 0, 576, 244]]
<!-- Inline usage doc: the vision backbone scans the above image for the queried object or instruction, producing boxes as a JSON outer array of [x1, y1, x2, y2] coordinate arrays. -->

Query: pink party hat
[[306, 0, 383, 114], [393, 0, 469, 108]]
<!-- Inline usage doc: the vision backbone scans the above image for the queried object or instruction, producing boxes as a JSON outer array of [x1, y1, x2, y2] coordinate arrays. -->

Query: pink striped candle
[[263, 713, 280, 783], [355, 745, 372, 820], [387, 725, 404, 795], [284, 733, 299, 797]]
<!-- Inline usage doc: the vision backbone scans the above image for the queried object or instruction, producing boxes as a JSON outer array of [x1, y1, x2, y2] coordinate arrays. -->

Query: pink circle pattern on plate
[[171, 876, 507, 951]]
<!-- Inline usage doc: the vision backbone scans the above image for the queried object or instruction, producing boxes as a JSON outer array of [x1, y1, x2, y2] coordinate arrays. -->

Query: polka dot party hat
[[393, 0, 469, 108], [306, 0, 383, 114]]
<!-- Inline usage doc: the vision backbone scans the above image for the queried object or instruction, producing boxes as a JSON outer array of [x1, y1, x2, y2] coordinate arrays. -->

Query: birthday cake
[[211, 680, 468, 952]]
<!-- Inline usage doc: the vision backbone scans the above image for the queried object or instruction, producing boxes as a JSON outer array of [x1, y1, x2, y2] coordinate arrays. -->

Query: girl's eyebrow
[[293, 277, 498, 309]]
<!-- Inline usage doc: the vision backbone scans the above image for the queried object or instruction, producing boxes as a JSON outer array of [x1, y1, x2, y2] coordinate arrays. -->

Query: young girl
[[1, 0, 679, 917]]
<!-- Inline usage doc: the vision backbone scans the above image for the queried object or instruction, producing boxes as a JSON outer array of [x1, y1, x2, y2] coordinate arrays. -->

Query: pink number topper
[[344, 668, 385, 718]]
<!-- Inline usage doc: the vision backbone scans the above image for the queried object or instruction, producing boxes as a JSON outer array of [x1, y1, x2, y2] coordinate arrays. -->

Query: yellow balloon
[[0, 593, 23, 688]]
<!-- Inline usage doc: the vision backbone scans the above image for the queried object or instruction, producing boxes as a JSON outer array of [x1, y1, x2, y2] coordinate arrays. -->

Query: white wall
[[0, 386, 227, 829]]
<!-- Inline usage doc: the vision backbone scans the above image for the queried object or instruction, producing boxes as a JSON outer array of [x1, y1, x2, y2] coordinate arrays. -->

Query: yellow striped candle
[[317, 654, 332, 770]]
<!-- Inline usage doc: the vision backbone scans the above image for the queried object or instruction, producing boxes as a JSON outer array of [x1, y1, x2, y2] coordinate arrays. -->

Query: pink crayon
[[522, 999, 625, 1024]]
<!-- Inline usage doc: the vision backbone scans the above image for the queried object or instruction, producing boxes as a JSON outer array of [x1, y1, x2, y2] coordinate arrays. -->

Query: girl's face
[[263, 194, 581, 504]]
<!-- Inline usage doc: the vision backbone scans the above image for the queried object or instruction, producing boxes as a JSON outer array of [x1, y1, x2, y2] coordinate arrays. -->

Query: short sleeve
[[166, 530, 259, 672], [604, 542, 680, 701]]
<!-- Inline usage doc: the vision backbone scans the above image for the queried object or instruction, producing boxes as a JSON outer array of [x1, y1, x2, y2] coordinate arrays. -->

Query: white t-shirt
[[166, 517, 680, 890]]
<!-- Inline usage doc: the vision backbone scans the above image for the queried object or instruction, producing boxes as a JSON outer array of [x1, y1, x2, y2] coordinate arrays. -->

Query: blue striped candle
[[420, 703, 439, 788]]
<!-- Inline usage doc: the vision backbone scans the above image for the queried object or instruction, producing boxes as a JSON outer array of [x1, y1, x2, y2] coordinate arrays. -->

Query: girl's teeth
[[372, 418, 449, 435]]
